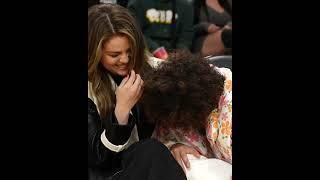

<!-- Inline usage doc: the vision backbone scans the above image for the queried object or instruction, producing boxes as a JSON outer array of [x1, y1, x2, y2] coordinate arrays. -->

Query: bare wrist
[[114, 105, 130, 125]]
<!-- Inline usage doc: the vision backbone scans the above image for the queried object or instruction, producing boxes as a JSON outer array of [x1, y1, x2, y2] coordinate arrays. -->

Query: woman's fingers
[[136, 84, 143, 100], [119, 75, 129, 87], [181, 153, 190, 169], [132, 74, 141, 89], [171, 150, 186, 174], [170, 144, 201, 172], [125, 70, 136, 87], [186, 148, 201, 158], [181, 147, 199, 169]]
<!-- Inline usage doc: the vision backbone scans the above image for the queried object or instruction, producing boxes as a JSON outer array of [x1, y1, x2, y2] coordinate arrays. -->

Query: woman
[[192, 0, 232, 56], [88, 4, 185, 180]]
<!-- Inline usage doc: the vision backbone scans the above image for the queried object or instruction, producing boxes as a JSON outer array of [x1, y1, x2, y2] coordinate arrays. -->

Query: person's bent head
[[141, 51, 225, 133]]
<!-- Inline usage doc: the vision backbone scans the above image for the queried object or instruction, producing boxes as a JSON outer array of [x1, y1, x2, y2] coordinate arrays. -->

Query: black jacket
[[88, 96, 155, 177]]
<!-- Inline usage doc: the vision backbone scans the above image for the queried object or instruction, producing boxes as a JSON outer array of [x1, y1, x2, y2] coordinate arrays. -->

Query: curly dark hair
[[140, 51, 225, 133]]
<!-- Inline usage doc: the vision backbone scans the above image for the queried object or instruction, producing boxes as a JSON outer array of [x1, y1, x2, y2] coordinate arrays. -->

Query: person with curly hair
[[140, 51, 232, 180]]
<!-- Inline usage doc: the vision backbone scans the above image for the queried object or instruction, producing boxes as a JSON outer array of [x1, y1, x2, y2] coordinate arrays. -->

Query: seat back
[[205, 55, 232, 70]]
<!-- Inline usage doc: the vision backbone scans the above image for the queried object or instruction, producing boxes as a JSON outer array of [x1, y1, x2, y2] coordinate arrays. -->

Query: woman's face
[[101, 35, 131, 76]]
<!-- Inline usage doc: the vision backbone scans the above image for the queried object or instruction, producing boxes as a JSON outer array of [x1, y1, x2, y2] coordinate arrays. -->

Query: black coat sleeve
[[88, 98, 135, 170], [134, 104, 156, 140]]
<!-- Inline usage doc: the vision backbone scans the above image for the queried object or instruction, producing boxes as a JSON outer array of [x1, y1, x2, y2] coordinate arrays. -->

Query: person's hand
[[170, 143, 200, 173], [223, 24, 232, 30], [207, 24, 221, 33], [115, 70, 144, 125]]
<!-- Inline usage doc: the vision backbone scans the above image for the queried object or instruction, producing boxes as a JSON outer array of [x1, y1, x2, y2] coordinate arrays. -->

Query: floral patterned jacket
[[152, 67, 232, 164]]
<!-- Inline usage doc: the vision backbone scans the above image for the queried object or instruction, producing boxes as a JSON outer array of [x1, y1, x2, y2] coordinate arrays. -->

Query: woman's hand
[[170, 143, 200, 173], [115, 70, 144, 125], [207, 24, 221, 33]]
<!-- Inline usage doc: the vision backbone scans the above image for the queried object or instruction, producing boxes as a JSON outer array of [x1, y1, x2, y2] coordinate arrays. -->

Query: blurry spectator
[[191, 0, 232, 57], [127, 0, 194, 60]]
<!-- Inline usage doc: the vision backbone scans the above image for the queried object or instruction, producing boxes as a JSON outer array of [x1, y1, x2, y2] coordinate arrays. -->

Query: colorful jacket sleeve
[[206, 67, 232, 164]]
